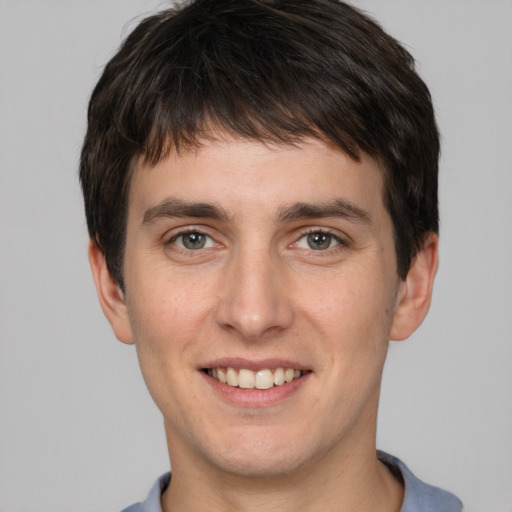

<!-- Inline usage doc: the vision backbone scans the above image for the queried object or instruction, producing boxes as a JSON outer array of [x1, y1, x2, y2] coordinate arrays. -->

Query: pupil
[[307, 232, 331, 250], [183, 232, 206, 249]]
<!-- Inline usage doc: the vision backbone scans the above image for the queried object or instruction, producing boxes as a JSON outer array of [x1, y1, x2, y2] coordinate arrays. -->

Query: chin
[[200, 427, 317, 479], [213, 450, 308, 479]]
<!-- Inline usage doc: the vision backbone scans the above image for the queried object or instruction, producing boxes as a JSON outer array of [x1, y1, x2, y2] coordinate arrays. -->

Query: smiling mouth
[[204, 367, 309, 390]]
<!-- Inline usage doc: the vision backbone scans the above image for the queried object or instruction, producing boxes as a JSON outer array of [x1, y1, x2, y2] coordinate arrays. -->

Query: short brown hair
[[80, 0, 439, 289]]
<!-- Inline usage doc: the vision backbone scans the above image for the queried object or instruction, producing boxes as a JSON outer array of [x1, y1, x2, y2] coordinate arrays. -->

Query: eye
[[295, 231, 340, 251], [171, 231, 215, 250]]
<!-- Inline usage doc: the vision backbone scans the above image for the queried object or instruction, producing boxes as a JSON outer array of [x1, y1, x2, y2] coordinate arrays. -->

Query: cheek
[[125, 267, 224, 402], [296, 264, 397, 394], [299, 264, 394, 335], [128, 263, 215, 333], [126, 284, 200, 420]]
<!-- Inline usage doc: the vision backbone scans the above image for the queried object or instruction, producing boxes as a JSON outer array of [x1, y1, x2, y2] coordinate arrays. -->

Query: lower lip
[[201, 371, 311, 407]]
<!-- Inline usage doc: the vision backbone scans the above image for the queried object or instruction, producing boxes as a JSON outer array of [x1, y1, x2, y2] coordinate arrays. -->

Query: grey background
[[1, 1, 511, 511]]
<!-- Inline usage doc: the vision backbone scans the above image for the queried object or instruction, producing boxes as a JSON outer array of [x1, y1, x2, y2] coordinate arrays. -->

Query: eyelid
[[166, 226, 219, 251], [290, 227, 349, 251], [165, 224, 211, 241], [296, 226, 346, 241]]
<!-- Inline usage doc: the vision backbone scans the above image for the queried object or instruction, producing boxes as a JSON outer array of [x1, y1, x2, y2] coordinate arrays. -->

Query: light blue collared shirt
[[122, 452, 463, 512]]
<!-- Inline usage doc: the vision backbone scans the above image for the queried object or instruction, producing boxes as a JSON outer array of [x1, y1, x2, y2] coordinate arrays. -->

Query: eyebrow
[[277, 199, 372, 225], [142, 197, 372, 227], [142, 198, 230, 225]]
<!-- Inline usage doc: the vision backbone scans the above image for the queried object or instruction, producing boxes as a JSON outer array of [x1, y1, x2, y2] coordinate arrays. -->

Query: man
[[80, 0, 462, 510]]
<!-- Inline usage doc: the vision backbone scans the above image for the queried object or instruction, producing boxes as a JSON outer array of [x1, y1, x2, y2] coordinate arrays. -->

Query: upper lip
[[200, 357, 310, 371]]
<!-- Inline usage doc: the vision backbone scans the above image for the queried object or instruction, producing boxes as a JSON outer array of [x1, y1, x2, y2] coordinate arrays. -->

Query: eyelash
[[167, 228, 216, 252], [166, 227, 347, 255], [293, 228, 347, 253]]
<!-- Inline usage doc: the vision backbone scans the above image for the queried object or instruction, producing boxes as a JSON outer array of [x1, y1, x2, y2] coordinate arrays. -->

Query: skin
[[90, 136, 438, 512]]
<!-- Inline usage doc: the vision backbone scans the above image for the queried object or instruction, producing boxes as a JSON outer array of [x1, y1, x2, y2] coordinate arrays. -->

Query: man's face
[[116, 137, 406, 477]]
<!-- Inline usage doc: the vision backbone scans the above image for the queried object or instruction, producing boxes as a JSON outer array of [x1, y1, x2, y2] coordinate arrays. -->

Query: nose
[[214, 246, 294, 341]]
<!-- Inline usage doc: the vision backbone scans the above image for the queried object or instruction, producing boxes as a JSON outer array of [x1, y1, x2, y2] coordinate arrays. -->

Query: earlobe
[[88, 240, 134, 345], [390, 233, 439, 341]]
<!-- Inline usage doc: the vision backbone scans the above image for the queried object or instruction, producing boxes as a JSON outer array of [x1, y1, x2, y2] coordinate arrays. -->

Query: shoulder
[[120, 473, 171, 512], [378, 451, 463, 512]]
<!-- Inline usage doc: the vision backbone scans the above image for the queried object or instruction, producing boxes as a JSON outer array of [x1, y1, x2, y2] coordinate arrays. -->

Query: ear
[[390, 233, 439, 341], [88, 240, 134, 345]]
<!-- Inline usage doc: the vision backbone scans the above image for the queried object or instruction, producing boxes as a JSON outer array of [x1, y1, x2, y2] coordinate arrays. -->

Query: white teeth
[[255, 369, 274, 390], [218, 368, 227, 384], [273, 367, 285, 386], [238, 369, 255, 389], [226, 367, 239, 387], [208, 366, 305, 389]]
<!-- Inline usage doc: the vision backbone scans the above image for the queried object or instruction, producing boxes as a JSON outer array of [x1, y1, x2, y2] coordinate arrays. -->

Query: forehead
[[130, 137, 385, 208], [125, 136, 393, 242]]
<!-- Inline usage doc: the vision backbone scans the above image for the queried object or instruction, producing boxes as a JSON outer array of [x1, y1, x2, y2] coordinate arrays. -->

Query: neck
[[161, 434, 403, 512]]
